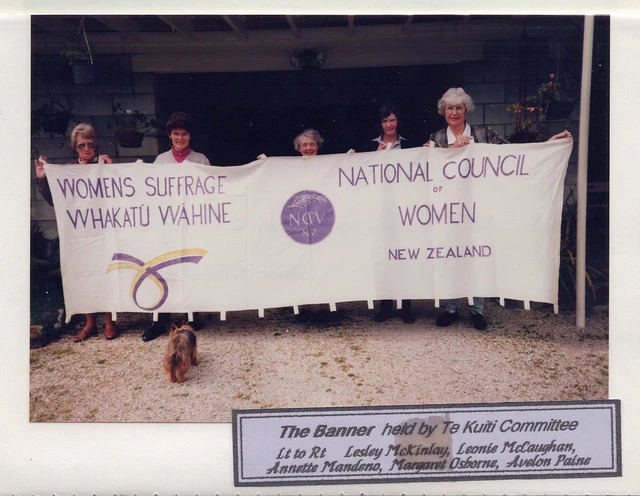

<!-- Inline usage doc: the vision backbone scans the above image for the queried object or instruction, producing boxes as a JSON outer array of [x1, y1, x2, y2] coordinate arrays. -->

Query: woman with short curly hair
[[144, 112, 212, 342], [154, 111, 211, 165]]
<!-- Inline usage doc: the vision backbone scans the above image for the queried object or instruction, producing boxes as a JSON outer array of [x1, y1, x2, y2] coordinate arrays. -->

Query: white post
[[576, 16, 594, 328]]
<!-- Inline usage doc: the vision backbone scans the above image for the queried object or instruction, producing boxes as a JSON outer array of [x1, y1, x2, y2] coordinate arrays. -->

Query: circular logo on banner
[[281, 190, 335, 244]]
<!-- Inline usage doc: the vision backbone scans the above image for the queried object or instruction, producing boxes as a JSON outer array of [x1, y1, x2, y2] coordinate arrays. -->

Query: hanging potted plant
[[32, 98, 75, 136], [113, 103, 160, 148], [60, 18, 97, 84], [61, 44, 97, 84], [534, 73, 575, 121]]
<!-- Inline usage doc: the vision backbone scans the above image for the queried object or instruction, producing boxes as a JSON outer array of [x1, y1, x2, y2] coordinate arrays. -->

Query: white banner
[[44, 139, 572, 317]]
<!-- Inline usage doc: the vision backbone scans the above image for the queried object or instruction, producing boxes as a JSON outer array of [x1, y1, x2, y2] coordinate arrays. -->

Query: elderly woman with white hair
[[425, 86, 571, 149], [290, 127, 331, 324], [293, 128, 324, 156], [425, 87, 510, 149], [425, 87, 571, 331], [256, 128, 324, 160]]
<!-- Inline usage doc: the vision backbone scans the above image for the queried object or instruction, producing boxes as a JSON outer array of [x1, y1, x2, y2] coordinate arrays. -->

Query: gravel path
[[29, 299, 609, 423]]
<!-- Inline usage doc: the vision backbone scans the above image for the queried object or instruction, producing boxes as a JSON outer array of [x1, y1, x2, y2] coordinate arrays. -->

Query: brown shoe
[[73, 325, 95, 342], [104, 324, 119, 340]]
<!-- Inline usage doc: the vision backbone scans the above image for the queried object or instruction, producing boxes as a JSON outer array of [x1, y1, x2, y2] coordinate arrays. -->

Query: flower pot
[[546, 101, 575, 120], [116, 131, 145, 148], [41, 116, 70, 135], [30, 325, 45, 349], [71, 63, 97, 84]]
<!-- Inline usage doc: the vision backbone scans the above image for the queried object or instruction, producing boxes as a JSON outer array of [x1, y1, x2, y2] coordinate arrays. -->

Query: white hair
[[293, 128, 324, 151], [437, 87, 475, 115]]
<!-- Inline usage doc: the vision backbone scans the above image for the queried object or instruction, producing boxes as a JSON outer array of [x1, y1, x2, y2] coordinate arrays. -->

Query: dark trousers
[[379, 299, 412, 314]]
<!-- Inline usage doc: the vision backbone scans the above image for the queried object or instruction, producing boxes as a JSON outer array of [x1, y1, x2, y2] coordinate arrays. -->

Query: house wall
[[31, 70, 159, 237]]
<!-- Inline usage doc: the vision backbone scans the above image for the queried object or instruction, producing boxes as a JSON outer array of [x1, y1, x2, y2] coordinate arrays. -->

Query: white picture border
[[2, 3, 638, 494]]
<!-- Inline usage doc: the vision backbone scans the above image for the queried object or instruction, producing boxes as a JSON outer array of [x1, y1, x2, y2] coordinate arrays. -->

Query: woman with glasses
[[424, 87, 570, 331], [35, 123, 113, 203], [34, 123, 119, 342], [425, 87, 508, 149]]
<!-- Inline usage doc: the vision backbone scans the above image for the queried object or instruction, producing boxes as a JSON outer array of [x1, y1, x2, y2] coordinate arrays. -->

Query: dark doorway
[[155, 64, 462, 165]]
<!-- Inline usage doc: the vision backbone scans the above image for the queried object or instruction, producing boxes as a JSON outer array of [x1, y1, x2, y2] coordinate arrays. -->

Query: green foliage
[[506, 74, 562, 143], [30, 222, 65, 345], [60, 43, 94, 63], [112, 102, 163, 136], [31, 98, 75, 136], [558, 189, 608, 308]]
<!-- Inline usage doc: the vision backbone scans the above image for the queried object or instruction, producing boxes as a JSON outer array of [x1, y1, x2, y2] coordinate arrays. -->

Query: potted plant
[[534, 73, 575, 121], [61, 43, 97, 84], [506, 74, 573, 142], [31, 98, 75, 136], [30, 221, 66, 348], [113, 103, 161, 148]]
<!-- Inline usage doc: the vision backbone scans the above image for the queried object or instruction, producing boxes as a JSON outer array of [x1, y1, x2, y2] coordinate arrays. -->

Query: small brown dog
[[163, 323, 200, 383]]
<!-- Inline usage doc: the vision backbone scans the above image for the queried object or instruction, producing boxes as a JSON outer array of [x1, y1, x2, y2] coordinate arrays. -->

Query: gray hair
[[437, 88, 475, 115], [69, 123, 99, 150], [293, 128, 324, 151]]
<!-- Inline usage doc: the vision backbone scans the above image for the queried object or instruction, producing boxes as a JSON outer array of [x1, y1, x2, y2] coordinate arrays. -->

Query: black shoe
[[374, 311, 392, 323], [296, 309, 311, 323], [191, 312, 204, 331], [311, 310, 330, 326], [436, 311, 458, 327], [471, 312, 488, 331], [401, 300, 414, 324], [401, 310, 415, 324], [142, 319, 167, 341], [375, 300, 393, 322]]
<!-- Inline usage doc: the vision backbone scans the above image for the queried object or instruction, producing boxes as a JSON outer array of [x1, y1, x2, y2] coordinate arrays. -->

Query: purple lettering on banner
[[281, 190, 335, 245]]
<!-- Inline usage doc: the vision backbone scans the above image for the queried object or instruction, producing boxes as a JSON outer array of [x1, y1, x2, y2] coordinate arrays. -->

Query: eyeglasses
[[444, 105, 465, 114], [76, 142, 97, 150]]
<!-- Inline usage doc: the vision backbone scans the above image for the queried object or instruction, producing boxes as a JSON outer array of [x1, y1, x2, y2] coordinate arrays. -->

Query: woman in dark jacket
[[362, 101, 414, 324], [34, 123, 119, 342]]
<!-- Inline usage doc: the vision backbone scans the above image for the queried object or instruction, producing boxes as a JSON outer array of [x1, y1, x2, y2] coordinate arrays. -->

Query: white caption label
[[233, 400, 620, 486]]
